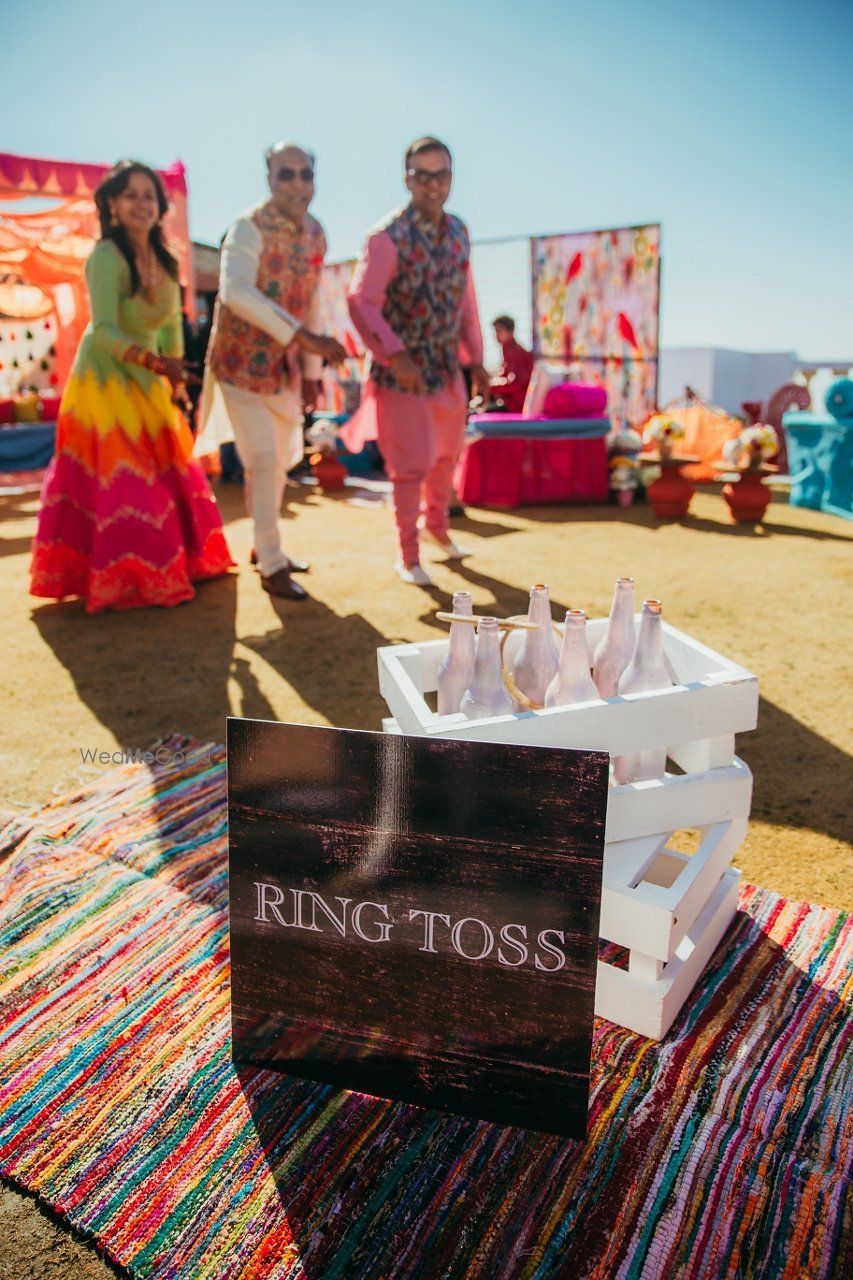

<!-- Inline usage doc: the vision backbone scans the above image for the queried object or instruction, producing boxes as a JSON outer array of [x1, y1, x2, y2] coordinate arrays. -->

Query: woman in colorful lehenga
[[30, 160, 234, 613]]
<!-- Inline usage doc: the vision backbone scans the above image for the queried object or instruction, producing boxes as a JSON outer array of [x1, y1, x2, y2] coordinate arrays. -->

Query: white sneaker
[[421, 529, 472, 560], [395, 560, 434, 586]]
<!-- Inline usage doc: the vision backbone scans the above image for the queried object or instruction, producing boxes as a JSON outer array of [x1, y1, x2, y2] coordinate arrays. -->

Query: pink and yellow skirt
[[30, 370, 234, 614]]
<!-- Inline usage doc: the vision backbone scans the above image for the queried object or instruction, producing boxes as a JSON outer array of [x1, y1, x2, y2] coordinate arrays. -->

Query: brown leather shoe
[[250, 548, 310, 573], [260, 568, 308, 600]]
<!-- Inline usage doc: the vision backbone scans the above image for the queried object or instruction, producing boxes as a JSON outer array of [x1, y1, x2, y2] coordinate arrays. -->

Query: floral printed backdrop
[[0, 315, 58, 397], [531, 225, 661, 427]]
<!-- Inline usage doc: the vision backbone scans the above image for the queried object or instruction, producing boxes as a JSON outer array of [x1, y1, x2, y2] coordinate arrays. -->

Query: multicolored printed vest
[[208, 201, 325, 396], [371, 204, 470, 394]]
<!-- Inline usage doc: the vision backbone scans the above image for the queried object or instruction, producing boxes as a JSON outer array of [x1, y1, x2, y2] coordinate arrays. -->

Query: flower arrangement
[[722, 423, 778, 469], [642, 414, 685, 457]]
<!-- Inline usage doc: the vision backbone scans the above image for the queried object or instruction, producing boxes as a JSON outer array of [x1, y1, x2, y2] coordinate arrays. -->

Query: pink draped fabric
[[455, 435, 608, 506]]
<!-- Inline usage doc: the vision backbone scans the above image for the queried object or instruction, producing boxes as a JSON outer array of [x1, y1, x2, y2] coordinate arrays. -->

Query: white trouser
[[219, 382, 304, 577]]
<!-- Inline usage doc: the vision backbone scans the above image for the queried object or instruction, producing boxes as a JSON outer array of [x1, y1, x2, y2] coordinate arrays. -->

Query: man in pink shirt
[[346, 137, 489, 586]]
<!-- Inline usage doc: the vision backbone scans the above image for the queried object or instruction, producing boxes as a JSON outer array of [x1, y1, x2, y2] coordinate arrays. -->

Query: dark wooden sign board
[[228, 719, 609, 1138]]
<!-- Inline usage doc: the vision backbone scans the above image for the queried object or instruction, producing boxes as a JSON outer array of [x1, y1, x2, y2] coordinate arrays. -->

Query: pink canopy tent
[[0, 151, 195, 392]]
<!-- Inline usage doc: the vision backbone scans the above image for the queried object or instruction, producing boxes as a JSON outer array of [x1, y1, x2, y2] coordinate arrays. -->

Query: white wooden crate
[[378, 617, 757, 1039]]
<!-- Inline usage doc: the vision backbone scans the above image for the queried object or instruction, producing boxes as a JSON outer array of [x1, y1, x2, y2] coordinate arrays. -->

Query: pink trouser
[[375, 374, 468, 565]]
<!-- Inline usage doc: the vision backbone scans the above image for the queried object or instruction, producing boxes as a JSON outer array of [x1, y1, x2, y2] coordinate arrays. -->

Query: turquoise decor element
[[824, 377, 853, 420], [783, 410, 852, 519]]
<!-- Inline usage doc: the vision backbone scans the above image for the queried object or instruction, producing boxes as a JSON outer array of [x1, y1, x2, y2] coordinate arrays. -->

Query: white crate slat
[[596, 868, 741, 1039], [602, 832, 668, 888], [599, 884, 675, 965], [376, 634, 758, 757], [638, 819, 747, 949], [395, 682, 757, 754], [669, 735, 735, 773], [378, 617, 756, 1040], [604, 757, 752, 842], [652, 622, 747, 684], [628, 952, 665, 983], [378, 647, 432, 735], [601, 819, 747, 961], [409, 639, 450, 689]]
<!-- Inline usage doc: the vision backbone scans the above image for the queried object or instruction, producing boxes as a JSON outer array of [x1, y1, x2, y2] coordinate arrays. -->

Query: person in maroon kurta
[[490, 315, 534, 414]]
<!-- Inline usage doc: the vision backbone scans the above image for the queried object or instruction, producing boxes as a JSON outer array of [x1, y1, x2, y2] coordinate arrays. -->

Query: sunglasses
[[276, 166, 315, 183], [407, 167, 453, 186]]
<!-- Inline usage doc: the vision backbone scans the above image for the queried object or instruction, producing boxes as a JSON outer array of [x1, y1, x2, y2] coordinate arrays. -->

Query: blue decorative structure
[[783, 378, 853, 520]]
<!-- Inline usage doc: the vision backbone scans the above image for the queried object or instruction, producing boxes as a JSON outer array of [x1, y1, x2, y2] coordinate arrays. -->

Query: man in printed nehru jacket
[[197, 141, 345, 601], [345, 137, 488, 586]]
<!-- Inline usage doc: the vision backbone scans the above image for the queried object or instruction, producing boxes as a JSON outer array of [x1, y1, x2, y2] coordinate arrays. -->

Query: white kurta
[[194, 205, 325, 577], [194, 208, 323, 455]]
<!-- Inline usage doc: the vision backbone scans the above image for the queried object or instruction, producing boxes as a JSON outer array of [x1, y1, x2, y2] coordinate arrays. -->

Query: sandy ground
[[1, 477, 851, 1274]]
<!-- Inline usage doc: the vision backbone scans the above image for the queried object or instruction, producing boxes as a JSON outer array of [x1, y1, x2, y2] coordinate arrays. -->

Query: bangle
[[123, 345, 168, 376], [144, 351, 168, 375]]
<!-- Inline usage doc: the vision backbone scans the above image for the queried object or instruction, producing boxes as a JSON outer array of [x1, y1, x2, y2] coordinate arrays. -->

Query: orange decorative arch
[[0, 151, 195, 391]]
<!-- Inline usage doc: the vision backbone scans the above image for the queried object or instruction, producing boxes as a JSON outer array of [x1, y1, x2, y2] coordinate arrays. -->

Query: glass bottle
[[437, 591, 476, 715], [544, 610, 599, 707], [509, 583, 558, 708], [460, 617, 514, 720], [593, 576, 636, 698], [613, 599, 672, 784]]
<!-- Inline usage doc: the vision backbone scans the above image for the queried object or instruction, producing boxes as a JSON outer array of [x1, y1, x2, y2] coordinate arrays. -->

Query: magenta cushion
[[543, 382, 607, 420]]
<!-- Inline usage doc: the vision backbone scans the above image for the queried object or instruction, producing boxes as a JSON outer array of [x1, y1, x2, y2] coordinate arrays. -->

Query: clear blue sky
[[3, 0, 851, 359]]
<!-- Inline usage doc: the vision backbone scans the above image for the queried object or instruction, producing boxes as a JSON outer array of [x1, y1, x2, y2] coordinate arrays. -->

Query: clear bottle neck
[[527, 584, 552, 628], [448, 592, 474, 655], [474, 618, 501, 668], [634, 601, 664, 666], [607, 578, 634, 631], [525, 585, 554, 649], [560, 611, 589, 669]]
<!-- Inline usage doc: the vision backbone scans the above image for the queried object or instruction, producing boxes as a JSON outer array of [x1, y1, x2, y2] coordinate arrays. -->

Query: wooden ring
[[498, 616, 563, 712]]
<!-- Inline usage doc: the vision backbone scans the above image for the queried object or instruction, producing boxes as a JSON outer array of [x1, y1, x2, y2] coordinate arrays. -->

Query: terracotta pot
[[311, 453, 347, 492], [722, 469, 772, 524], [646, 461, 695, 519]]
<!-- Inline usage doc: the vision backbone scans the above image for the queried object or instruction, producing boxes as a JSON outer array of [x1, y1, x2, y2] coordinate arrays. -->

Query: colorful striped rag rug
[[0, 737, 850, 1280]]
